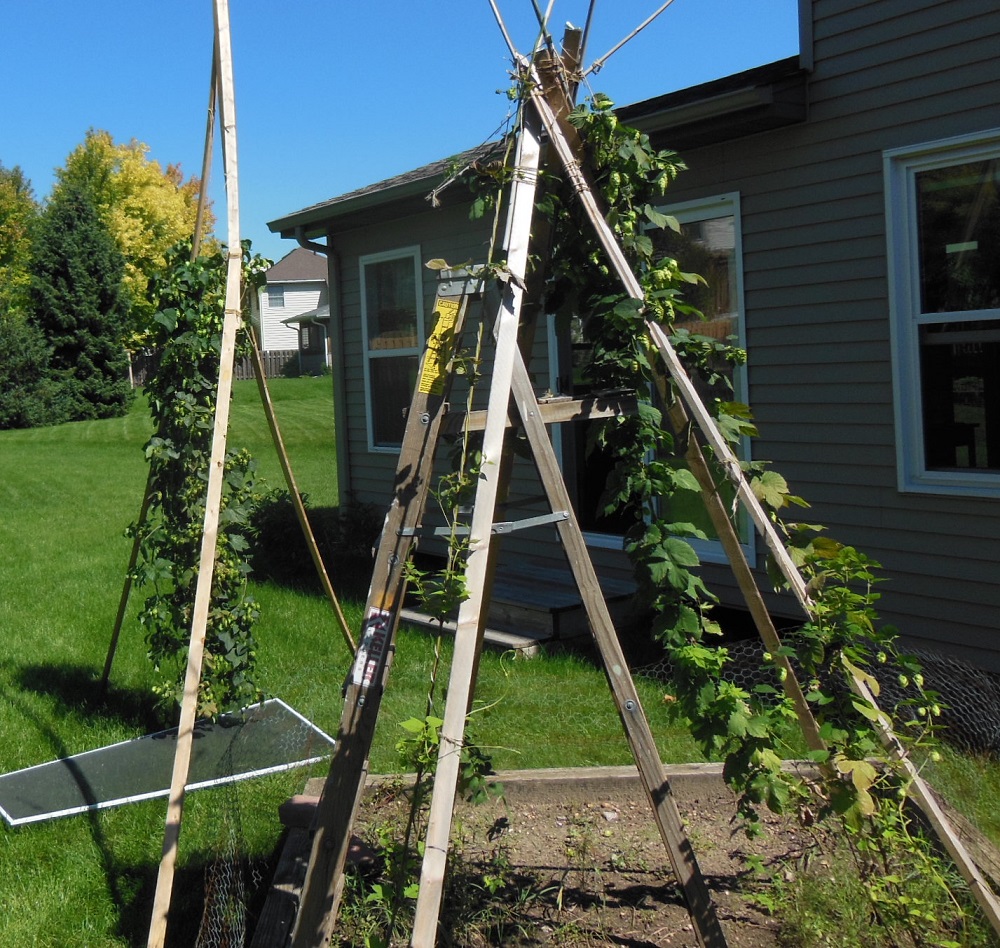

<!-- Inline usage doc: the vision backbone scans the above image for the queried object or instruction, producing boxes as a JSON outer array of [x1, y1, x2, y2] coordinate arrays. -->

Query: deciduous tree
[[0, 163, 38, 321], [55, 130, 210, 340]]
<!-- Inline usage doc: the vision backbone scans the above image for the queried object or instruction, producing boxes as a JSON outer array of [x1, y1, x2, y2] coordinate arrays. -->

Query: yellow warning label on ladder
[[418, 298, 461, 395]]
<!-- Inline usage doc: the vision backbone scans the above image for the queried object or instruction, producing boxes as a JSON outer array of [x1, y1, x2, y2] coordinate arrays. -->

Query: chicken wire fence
[[192, 701, 333, 948], [636, 640, 1000, 756]]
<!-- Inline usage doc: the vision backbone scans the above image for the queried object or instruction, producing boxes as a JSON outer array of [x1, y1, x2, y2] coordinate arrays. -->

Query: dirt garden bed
[[273, 763, 834, 947]]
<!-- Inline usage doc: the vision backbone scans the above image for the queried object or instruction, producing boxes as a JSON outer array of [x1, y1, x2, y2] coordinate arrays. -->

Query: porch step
[[402, 560, 637, 648]]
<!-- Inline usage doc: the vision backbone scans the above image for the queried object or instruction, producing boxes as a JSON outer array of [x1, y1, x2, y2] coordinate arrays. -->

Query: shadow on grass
[[6, 663, 275, 946], [16, 662, 164, 733], [250, 500, 376, 600], [115, 853, 275, 948]]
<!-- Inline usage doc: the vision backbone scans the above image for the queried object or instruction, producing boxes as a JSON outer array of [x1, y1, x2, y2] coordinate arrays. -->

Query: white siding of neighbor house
[[258, 280, 326, 352], [654, 0, 1000, 667]]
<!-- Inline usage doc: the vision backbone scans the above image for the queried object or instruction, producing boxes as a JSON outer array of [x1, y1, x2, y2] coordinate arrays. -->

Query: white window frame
[[885, 129, 1000, 497], [267, 285, 284, 309], [360, 246, 425, 453]]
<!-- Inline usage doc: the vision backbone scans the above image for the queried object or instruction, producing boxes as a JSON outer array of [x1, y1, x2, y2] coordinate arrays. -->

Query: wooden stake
[[507, 352, 729, 948], [146, 3, 241, 945], [247, 328, 355, 653], [290, 286, 477, 948], [409, 95, 545, 948]]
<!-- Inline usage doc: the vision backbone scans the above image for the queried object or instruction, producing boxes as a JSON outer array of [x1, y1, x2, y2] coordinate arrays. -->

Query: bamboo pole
[[145, 2, 241, 945], [247, 328, 355, 653]]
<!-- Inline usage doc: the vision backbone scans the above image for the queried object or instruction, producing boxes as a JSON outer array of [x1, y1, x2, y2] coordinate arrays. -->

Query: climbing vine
[[452, 84, 983, 944], [130, 239, 270, 718]]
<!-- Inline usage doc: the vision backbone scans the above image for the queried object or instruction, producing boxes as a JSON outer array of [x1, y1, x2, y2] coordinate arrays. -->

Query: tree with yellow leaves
[[53, 129, 212, 343]]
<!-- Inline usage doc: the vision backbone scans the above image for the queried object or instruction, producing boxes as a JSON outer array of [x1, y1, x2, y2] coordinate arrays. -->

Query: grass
[[0, 376, 703, 946], [4, 377, 998, 947]]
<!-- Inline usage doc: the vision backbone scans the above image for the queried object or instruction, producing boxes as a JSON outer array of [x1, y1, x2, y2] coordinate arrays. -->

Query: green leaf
[[643, 205, 678, 231], [751, 470, 790, 509]]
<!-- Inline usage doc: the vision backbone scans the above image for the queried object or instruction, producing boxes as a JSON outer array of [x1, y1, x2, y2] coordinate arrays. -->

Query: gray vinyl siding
[[657, 0, 1000, 666], [328, 201, 561, 566]]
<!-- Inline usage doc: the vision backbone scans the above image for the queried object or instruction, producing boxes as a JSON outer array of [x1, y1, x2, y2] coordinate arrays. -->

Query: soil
[[341, 765, 830, 947]]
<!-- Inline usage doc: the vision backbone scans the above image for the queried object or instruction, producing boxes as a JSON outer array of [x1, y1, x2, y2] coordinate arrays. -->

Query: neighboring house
[[268, 0, 1000, 669], [257, 247, 331, 374]]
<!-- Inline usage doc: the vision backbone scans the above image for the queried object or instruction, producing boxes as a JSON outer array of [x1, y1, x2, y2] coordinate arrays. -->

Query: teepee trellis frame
[[110, 5, 997, 947], [288, 26, 1000, 948], [521, 51, 1000, 935]]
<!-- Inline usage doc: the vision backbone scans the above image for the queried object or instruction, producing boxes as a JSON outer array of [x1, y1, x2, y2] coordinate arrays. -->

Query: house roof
[[267, 57, 807, 239], [268, 142, 499, 242], [617, 56, 807, 150], [265, 247, 328, 283]]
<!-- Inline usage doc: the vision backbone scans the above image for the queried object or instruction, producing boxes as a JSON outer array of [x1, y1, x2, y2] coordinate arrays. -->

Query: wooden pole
[[409, 96, 545, 948], [145, 2, 241, 945], [507, 352, 729, 948], [289, 287, 477, 948], [99, 477, 152, 694], [191, 41, 217, 259], [247, 327, 355, 653]]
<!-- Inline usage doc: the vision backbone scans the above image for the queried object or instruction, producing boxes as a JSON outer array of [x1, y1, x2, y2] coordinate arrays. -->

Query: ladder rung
[[441, 391, 638, 434], [399, 510, 569, 538]]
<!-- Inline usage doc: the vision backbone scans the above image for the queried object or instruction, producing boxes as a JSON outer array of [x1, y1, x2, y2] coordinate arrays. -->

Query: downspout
[[296, 227, 352, 508]]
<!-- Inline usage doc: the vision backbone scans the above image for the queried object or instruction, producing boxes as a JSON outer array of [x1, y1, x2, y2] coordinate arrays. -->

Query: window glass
[[917, 159, 999, 314], [361, 249, 423, 450], [919, 320, 1000, 471], [887, 135, 1000, 491], [369, 355, 418, 446], [563, 196, 748, 558], [267, 285, 284, 308], [365, 257, 418, 348], [652, 213, 745, 543]]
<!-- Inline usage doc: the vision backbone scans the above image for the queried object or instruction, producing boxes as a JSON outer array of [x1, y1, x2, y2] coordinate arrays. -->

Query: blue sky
[[2, 1, 799, 265]]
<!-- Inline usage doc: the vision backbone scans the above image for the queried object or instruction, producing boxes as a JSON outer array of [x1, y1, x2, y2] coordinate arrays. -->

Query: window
[[557, 193, 749, 562], [360, 247, 425, 450], [300, 325, 311, 350], [650, 194, 751, 563], [267, 285, 284, 308], [886, 131, 1000, 495]]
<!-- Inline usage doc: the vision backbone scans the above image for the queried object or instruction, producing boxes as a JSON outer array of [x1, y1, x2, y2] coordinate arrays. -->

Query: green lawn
[[0, 377, 703, 946]]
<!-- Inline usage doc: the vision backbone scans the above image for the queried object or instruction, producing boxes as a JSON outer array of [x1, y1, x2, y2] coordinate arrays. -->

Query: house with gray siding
[[268, 0, 1000, 669]]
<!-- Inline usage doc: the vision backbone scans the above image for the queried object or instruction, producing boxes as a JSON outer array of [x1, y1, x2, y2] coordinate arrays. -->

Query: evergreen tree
[[0, 314, 64, 429], [56, 130, 209, 344], [28, 183, 132, 420]]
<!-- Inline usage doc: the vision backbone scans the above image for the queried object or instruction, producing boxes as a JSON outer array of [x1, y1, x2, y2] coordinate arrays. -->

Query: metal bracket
[[400, 510, 568, 538], [437, 267, 485, 298]]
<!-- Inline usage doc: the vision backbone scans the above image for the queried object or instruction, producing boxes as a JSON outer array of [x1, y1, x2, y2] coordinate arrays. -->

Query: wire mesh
[[636, 639, 1000, 756], [193, 702, 329, 948]]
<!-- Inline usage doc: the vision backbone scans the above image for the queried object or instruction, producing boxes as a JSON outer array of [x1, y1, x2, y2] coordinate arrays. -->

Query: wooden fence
[[131, 349, 300, 387]]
